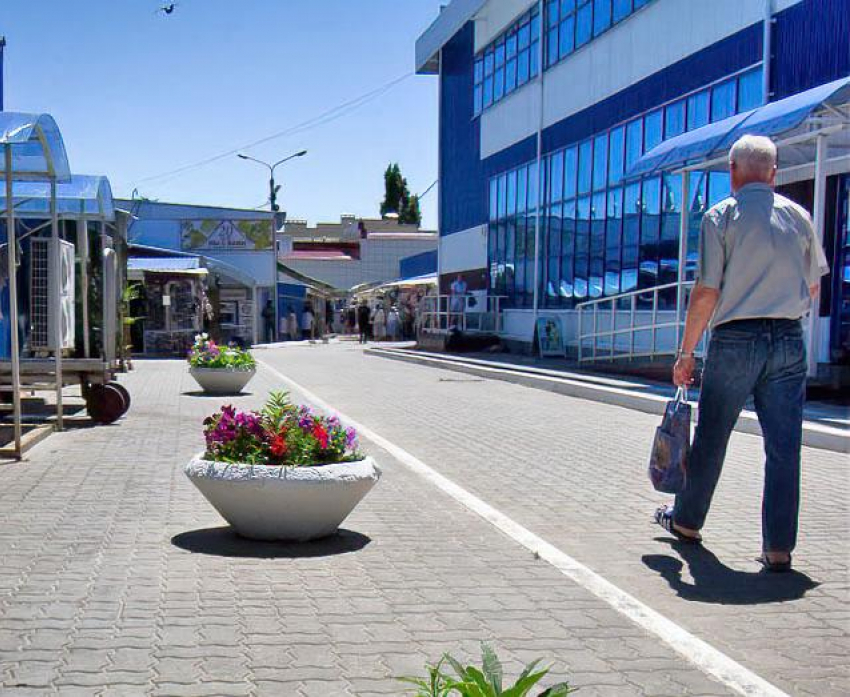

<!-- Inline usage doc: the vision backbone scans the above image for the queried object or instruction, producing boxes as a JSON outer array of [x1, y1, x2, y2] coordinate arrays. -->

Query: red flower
[[312, 423, 329, 449], [270, 434, 288, 457]]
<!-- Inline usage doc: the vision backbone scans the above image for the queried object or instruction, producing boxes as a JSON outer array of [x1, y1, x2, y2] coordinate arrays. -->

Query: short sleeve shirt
[[697, 183, 829, 328]]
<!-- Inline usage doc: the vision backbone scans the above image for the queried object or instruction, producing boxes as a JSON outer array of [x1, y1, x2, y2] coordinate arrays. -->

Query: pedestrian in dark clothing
[[357, 303, 371, 344]]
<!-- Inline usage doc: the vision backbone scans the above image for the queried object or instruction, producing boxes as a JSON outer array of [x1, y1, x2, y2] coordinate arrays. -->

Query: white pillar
[[807, 134, 828, 377], [51, 178, 63, 431], [674, 171, 690, 352], [4, 146, 22, 457]]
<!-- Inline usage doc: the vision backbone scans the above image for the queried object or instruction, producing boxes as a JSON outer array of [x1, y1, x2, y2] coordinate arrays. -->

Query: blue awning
[[0, 112, 72, 181], [128, 256, 205, 273], [627, 76, 850, 178], [0, 174, 115, 221]]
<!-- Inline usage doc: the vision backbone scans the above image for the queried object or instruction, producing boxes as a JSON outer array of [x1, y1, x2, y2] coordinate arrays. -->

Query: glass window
[[711, 79, 736, 122], [518, 21, 531, 50], [494, 66, 505, 101], [547, 0, 560, 28], [708, 172, 731, 207], [578, 139, 593, 195], [634, 0, 651, 7], [576, 1, 593, 48], [687, 91, 709, 130], [547, 25, 560, 67], [644, 109, 663, 152], [561, 0, 577, 13], [474, 58, 484, 84], [506, 32, 518, 59], [592, 134, 607, 191], [593, 0, 612, 36], [665, 100, 685, 139], [560, 198, 576, 299], [483, 75, 494, 108], [498, 174, 508, 220], [590, 192, 606, 297], [660, 174, 681, 287], [613, 0, 632, 22], [625, 119, 643, 169], [622, 182, 641, 292], [530, 38, 540, 76], [640, 176, 661, 290], [531, 10, 541, 43], [489, 177, 499, 222], [605, 186, 623, 295], [517, 166, 528, 213], [505, 58, 518, 93], [686, 171, 707, 280], [608, 126, 624, 185], [574, 196, 591, 298], [484, 48, 494, 76], [507, 169, 518, 217], [559, 16, 576, 58], [494, 40, 506, 68], [528, 161, 539, 211], [549, 151, 565, 203], [564, 146, 578, 199], [738, 68, 763, 112], [474, 85, 483, 115], [518, 47, 530, 84]]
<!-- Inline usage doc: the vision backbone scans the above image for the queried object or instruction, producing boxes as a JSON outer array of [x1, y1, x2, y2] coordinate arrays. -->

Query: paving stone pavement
[[0, 349, 843, 696], [257, 342, 849, 697]]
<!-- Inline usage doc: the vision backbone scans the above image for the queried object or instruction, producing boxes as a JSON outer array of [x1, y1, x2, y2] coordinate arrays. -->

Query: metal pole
[[270, 175, 278, 344], [79, 217, 90, 358], [808, 134, 827, 377], [762, 0, 773, 105], [51, 177, 63, 431], [5, 146, 22, 457], [675, 171, 690, 352], [531, 0, 544, 329]]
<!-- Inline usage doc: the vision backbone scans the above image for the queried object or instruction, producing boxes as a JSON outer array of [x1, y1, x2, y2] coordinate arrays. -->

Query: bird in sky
[[155, 3, 179, 15]]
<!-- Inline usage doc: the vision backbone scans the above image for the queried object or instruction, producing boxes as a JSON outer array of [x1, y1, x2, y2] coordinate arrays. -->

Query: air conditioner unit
[[30, 238, 76, 351]]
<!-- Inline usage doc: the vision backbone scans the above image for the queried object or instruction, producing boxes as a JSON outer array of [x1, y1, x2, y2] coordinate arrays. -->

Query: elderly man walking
[[654, 135, 829, 573]]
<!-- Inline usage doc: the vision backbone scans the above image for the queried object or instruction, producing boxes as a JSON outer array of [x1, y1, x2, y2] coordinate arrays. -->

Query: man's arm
[[673, 283, 720, 386]]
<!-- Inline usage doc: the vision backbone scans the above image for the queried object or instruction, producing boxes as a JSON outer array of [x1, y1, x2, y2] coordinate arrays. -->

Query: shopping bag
[[648, 387, 691, 494]]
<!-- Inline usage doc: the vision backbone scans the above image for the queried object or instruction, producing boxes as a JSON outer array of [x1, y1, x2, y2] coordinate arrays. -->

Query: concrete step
[[366, 346, 849, 454]]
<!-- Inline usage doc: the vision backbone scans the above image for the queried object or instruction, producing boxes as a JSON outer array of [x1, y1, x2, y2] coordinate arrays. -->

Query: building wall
[[281, 235, 438, 291], [427, 0, 848, 349], [400, 249, 438, 279]]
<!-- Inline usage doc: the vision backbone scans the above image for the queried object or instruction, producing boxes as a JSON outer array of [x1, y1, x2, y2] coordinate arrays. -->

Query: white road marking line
[[258, 358, 789, 697]]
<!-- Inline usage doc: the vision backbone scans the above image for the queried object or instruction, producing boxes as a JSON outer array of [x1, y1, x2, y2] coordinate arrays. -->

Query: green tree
[[381, 163, 421, 226]]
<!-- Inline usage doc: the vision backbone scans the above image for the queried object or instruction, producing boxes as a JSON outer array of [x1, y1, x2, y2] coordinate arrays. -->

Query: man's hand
[[673, 356, 697, 386]]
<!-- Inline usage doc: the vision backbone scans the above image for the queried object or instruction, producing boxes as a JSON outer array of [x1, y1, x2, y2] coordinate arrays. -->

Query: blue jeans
[[674, 318, 807, 553]]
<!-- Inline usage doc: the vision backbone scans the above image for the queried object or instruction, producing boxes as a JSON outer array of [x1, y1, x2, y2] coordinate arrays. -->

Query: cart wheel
[[86, 384, 125, 425], [109, 382, 131, 415]]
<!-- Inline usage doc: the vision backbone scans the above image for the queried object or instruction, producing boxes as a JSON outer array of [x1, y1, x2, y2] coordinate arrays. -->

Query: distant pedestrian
[[286, 307, 298, 341], [656, 135, 829, 573], [450, 274, 467, 329], [357, 302, 371, 344], [372, 304, 386, 341], [347, 305, 357, 334], [301, 307, 314, 341], [387, 305, 401, 341], [261, 299, 275, 343]]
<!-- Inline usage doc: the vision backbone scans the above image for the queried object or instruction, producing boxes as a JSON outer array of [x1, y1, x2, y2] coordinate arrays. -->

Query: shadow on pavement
[[642, 538, 819, 604], [171, 526, 371, 559], [181, 391, 256, 398]]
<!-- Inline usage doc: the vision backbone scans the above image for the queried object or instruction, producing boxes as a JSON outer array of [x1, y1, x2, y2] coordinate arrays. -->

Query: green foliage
[[399, 645, 574, 697], [381, 163, 422, 225]]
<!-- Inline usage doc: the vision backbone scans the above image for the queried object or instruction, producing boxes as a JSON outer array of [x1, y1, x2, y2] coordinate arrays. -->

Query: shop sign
[[537, 316, 564, 358], [181, 219, 272, 251]]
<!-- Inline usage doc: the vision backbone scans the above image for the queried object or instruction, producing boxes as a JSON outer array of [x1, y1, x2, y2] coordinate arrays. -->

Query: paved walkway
[[0, 346, 846, 696]]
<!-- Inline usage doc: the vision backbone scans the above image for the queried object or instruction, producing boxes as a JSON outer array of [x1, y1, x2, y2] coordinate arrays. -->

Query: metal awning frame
[[670, 118, 850, 378]]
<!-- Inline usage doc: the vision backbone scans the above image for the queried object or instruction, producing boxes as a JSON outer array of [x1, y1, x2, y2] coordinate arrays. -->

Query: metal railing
[[576, 281, 706, 363], [418, 295, 505, 335]]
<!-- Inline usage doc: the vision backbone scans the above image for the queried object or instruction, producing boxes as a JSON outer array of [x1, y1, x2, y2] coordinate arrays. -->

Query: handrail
[[575, 281, 703, 363], [418, 294, 506, 335]]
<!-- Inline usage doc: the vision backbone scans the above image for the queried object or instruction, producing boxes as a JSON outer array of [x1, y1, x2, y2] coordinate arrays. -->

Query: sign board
[[536, 316, 564, 358], [181, 219, 272, 251]]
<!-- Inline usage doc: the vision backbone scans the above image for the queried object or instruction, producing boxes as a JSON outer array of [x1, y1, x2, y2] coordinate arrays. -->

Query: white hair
[[729, 134, 777, 181]]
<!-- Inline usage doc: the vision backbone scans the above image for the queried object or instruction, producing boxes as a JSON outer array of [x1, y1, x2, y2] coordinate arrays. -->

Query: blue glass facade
[[474, 6, 541, 116], [487, 67, 763, 308]]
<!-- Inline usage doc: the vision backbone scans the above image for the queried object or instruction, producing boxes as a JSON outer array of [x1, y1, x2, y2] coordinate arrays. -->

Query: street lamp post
[[237, 150, 307, 343]]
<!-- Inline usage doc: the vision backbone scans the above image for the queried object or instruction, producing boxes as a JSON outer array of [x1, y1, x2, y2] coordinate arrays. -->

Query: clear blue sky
[[2, 0, 440, 228]]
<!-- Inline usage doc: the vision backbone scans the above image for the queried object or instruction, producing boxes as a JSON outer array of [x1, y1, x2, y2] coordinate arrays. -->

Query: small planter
[[189, 367, 256, 395], [184, 455, 381, 541]]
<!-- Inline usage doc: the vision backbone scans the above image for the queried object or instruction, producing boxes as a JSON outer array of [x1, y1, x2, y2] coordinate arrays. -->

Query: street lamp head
[[296, 150, 307, 157], [237, 153, 249, 160]]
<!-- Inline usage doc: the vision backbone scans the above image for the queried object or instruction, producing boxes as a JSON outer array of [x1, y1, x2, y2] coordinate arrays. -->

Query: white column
[[51, 178, 63, 431], [807, 134, 828, 377]]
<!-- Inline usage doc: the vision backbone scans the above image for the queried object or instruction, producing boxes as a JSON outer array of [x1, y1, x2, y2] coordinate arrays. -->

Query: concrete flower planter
[[189, 367, 255, 395], [184, 455, 381, 541]]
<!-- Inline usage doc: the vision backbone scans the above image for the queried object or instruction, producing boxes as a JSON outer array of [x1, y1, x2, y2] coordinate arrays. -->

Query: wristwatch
[[677, 349, 695, 359]]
